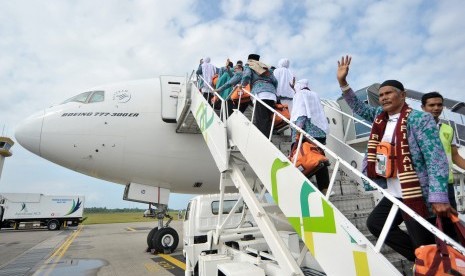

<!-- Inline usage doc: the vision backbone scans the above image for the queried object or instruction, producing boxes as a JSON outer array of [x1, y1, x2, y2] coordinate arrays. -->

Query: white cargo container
[[0, 193, 85, 230]]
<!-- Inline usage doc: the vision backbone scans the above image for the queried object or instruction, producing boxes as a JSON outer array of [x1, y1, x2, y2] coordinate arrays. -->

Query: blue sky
[[1, 0, 464, 209]]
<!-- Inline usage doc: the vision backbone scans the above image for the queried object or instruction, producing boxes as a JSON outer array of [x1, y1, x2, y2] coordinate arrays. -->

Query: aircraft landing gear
[[152, 227, 179, 253], [146, 206, 179, 254]]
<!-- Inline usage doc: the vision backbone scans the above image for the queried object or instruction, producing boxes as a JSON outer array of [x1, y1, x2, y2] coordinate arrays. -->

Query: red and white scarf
[[367, 104, 428, 218]]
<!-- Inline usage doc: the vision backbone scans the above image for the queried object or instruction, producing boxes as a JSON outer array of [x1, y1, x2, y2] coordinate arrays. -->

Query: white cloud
[[0, 0, 464, 209], [247, 0, 284, 20]]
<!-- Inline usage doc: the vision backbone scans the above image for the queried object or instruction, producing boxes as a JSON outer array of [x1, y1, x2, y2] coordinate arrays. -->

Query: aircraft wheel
[[146, 227, 158, 249], [47, 219, 60, 231], [151, 227, 179, 253]]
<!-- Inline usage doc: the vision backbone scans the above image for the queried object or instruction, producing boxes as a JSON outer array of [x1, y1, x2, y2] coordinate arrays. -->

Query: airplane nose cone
[[15, 110, 45, 156]]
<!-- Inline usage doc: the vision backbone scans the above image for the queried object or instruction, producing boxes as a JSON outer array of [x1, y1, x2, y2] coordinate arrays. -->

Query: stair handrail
[[197, 75, 229, 121], [237, 87, 465, 256], [320, 101, 372, 128]]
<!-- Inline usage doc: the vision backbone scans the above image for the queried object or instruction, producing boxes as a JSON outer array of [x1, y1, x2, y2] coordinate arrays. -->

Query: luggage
[[288, 135, 329, 177], [414, 215, 465, 276], [273, 103, 290, 129], [230, 84, 251, 103]]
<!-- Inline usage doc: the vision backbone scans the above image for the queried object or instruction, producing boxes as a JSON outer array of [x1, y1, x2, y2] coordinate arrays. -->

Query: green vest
[[439, 123, 454, 183]]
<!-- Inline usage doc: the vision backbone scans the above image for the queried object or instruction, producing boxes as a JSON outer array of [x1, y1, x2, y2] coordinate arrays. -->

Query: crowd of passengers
[[196, 53, 465, 266], [196, 54, 330, 195]]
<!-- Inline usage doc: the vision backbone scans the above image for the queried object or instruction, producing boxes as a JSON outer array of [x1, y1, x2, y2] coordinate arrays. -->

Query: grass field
[[82, 211, 181, 225]]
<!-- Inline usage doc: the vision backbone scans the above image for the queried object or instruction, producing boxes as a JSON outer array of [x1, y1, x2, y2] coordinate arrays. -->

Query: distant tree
[[84, 207, 146, 213]]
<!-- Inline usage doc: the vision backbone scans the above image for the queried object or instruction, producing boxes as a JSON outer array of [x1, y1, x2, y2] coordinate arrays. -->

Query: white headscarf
[[290, 79, 308, 122], [201, 56, 216, 90], [278, 58, 290, 68], [273, 58, 295, 98], [291, 79, 329, 134]]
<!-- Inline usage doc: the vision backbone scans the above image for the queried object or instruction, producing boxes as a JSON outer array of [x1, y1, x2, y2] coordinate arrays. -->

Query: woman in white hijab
[[198, 57, 217, 101], [290, 79, 330, 193], [273, 58, 295, 112], [290, 79, 329, 143]]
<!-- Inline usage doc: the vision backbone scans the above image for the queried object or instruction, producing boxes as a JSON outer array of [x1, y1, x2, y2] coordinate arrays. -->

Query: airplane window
[[61, 91, 92, 104], [88, 91, 105, 103]]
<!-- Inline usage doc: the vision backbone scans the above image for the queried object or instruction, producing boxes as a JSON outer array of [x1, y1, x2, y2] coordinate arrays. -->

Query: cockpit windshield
[[88, 91, 105, 103], [61, 91, 104, 104]]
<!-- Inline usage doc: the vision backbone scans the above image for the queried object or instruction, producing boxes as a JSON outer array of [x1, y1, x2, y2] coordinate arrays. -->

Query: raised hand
[[337, 55, 351, 87]]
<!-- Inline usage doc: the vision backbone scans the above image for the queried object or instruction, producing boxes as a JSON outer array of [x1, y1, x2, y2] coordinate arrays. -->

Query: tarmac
[[0, 221, 184, 276]]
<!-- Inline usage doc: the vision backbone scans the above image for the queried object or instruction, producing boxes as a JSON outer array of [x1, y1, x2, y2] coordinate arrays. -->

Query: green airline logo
[[270, 158, 336, 236], [195, 102, 214, 141]]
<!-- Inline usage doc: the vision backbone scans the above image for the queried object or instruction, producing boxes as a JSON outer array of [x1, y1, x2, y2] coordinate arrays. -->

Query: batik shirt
[[241, 65, 278, 101], [291, 116, 326, 142], [217, 71, 243, 100], [343, 88, 449, 214]]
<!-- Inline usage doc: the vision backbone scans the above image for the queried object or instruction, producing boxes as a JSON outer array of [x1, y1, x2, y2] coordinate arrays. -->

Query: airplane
[[15, 74, 465, 256], [15, 76, 227, 253]]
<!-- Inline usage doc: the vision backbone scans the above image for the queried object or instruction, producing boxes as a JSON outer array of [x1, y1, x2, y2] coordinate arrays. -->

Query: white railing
[[233, 86, 465, 256], [197, 75, 229, 121], [191, 72, 465, 255]]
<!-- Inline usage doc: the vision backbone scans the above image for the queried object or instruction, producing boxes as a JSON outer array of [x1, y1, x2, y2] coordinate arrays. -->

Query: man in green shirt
[[421, 91, 465, 208]]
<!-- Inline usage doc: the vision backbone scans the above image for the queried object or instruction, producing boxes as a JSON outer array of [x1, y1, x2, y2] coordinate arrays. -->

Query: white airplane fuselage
[[15, 78, 220, 194]]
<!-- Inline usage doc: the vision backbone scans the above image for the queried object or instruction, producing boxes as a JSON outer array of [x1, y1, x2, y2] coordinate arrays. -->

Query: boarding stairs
[[171, 73, 465, 276]]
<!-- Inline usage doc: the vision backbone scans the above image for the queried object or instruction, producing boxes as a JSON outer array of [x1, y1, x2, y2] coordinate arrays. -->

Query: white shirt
[[383, 113, 402, 198], [201, 61, 216, 92], [290, 88, 329, 134], [273, 67, 295, 98], [273, 58, 295, 99], [291, 89, 307, 122]]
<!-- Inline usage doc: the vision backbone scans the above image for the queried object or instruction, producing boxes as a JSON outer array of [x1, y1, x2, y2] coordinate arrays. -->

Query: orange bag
[[414, 216, 465, 276], [230, 84, 251, 103], [289, 139, 329, 177], [273, 103, 290, 129], [375, 141, 397, 178], [212, 74, 219, 87]]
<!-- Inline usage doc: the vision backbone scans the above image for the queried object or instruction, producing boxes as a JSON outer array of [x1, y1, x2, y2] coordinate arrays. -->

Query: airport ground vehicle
[[0, 193, 84, 230], [183, 193, 320, 275]]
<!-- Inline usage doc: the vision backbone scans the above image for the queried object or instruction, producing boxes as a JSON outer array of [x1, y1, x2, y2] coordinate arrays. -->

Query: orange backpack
[[289, 136, 329, 177], [414, 215, 465, 276], [273, 103, 290, 129], [230, 84, 251, 103], [375, 141, 397, 178]]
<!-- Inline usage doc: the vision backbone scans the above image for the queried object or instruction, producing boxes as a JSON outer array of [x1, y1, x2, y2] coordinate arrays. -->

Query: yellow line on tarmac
[[126, 227, 136, 232], [158, 254, 186, 270], [44, 230, 76, 262], [34, 225, 83, 276]]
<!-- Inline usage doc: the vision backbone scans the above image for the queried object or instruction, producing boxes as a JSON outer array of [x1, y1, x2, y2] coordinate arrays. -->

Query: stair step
[[330, 194, 375, 212], [384, 252, 413, 276], [279, 141, 294, 157], [330, 179, 360, 196], [342, 210, 371, 232]]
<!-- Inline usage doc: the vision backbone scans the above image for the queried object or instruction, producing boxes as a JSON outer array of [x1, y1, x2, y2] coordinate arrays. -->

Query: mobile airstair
[[170, 72, 465, 276]]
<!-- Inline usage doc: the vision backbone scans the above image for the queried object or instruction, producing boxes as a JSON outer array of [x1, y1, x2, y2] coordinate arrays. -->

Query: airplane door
[[160, 76, 185, 123]]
